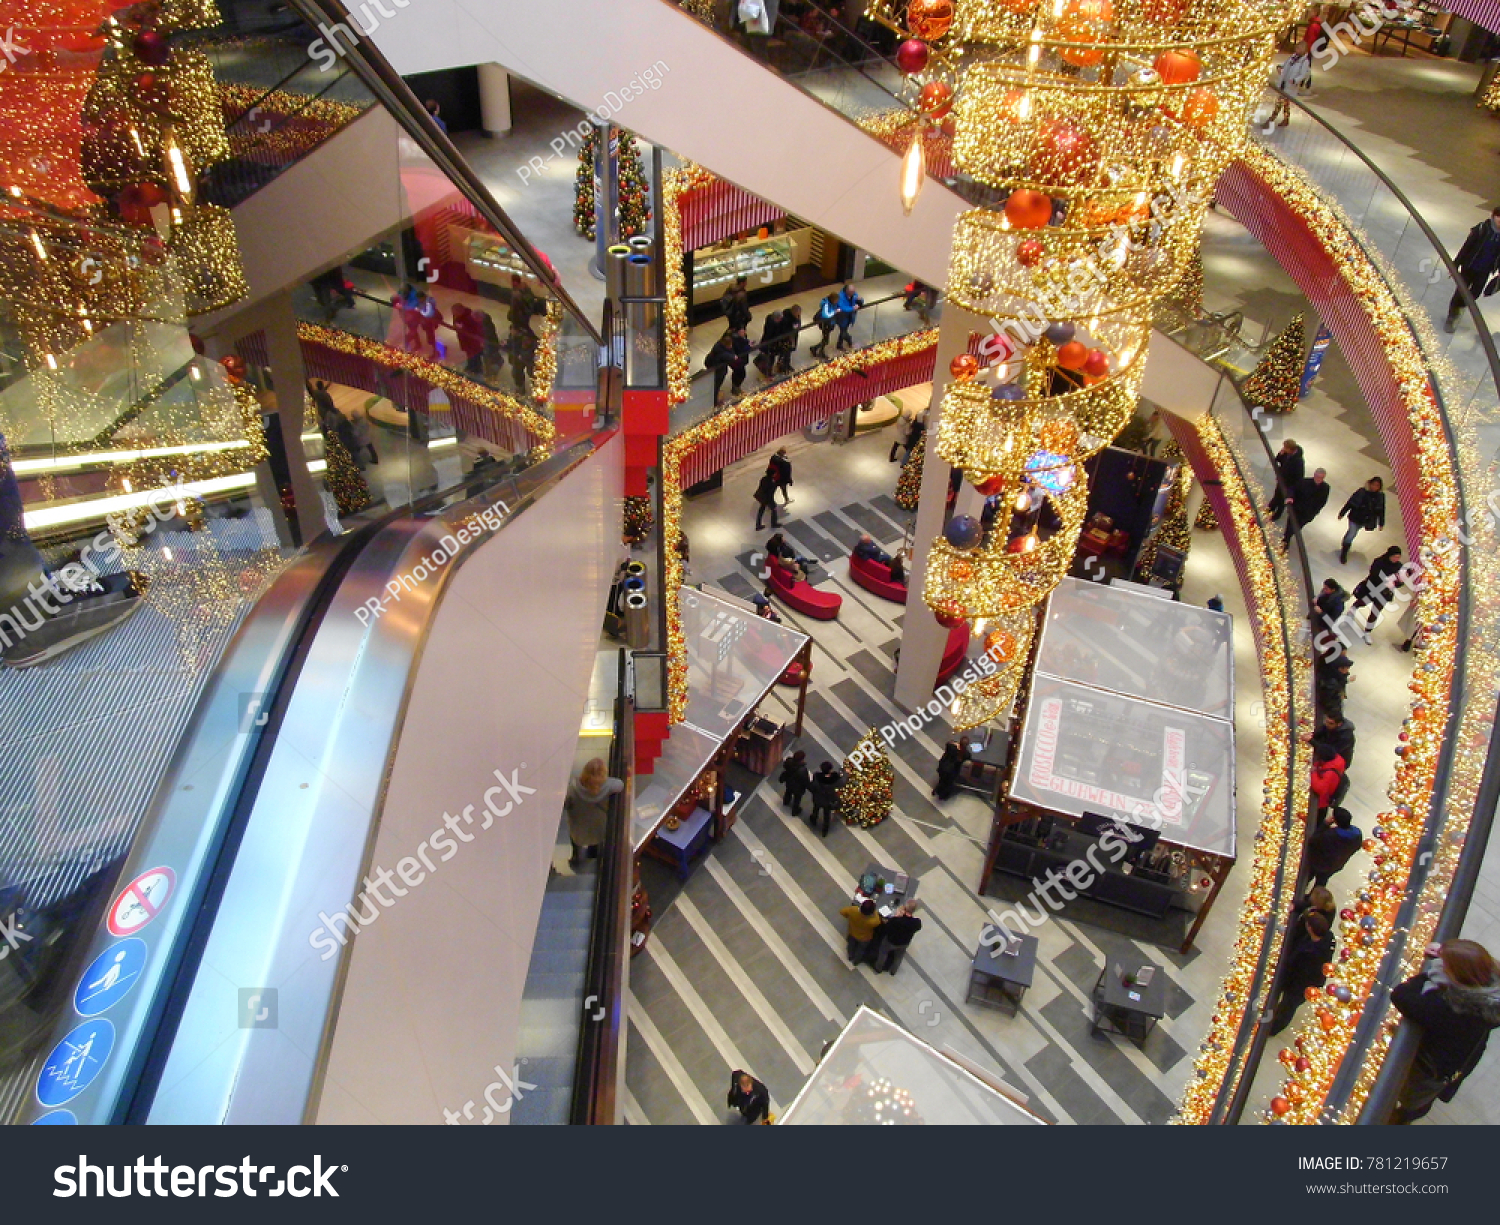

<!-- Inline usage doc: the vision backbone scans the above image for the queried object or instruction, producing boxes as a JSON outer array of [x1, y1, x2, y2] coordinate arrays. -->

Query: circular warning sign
[[106, 866, 177, 937]]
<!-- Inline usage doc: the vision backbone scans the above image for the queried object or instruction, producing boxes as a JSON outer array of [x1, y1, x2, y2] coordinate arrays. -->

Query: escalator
[[1, 0, 617, 1124], [358, 0, 969, 285]]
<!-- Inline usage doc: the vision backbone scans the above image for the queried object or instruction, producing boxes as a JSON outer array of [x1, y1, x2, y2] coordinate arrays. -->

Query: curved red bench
[[849, 551, 908, 603], [938, 621, 971, 684], [768, 559, 842, 620]]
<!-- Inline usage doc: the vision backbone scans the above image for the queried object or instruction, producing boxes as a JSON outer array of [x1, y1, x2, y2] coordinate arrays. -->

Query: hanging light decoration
[[901, 128, 927, 215]]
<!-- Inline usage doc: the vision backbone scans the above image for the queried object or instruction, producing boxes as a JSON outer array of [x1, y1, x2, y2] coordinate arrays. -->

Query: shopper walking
[[834, 282, 863, 350], [769, 447, 793, 505], [778, 750, 810, 816], [1266, 438, 1305, 520], [565, 757, 624, 868], [890, 408, 925, 463], [808, 760, 841, 836], [415, 291, 443, 358], [727, 1069, 771, 1124], [452, 303, 485, 375], [753, 470, 781, 531], [1350, 545, 1404, 641], [729, 327, 751, 398], [1282, 468, 1330, 547], [874, 899, 922, 975], [1313, 578, 1345, 628], [838, 897, 883, 965], [705, 331, 737, 407], [754, 310, 784, 379], [720, 275, 752, 332], [1336, 477, 1385, 564], [1444, 205, 1500, 333], [810, 293, 838, 358], [349, 404, 378, 468], [1391, 939, 1500, 1123], [1269, 910, 1334, 1035], [1265, 49, 1312, 131], [1307, 804, 1362, 889], [775, 303, 801, 374]]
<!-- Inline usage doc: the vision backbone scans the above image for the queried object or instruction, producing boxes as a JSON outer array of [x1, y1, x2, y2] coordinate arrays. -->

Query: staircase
[[509, 862, 597, 1125]]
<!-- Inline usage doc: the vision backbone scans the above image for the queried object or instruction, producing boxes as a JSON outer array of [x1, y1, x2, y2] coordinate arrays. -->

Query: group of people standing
[[704, 277, 869, 405], [777, 751, 841, 836], [384, 274, 540, 394]]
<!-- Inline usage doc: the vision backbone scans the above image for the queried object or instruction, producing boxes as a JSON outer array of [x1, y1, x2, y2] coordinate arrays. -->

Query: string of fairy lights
[[661, 164, 716, 405], [1215, 145, 1497, 1125], [1172, 409, 1313, 1124]]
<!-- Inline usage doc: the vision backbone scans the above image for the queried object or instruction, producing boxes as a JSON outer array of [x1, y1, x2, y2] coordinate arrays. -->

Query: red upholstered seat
[[768, 559, 842, 620], [938, 621, 971, 684], [849, 551, 909, 603]]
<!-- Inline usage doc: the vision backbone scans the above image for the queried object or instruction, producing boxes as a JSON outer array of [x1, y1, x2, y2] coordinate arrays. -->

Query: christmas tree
[[1136, 446, 1191, 577], [1194, 499, 1219, 531], [323, 433, 371, 517], [839, 730, 894, 828], [623, 495, 653, 546], [1240, 314, 1305, 415], [574, 127, 651, 240], [895, 432, 925, 511]]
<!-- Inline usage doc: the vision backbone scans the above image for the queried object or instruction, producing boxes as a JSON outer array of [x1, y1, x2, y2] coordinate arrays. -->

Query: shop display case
[[690, 233, 794, 302]]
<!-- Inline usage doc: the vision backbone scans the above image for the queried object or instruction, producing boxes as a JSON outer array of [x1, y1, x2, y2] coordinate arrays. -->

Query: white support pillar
[[477, 64, 512, 136], [260, 292, 326, 546], [894, 301, 989, 712]]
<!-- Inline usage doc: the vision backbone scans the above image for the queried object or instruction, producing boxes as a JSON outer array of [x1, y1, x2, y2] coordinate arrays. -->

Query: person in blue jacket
[[834, 282, 864, 350], [810, 293, 838, 358]]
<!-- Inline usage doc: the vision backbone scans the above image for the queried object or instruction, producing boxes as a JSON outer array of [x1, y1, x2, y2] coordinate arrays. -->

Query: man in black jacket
[[727, 1069, 770, 1124], [1312, 578, 1345, 628], [720, 275, 752, 332], [1306, 804, 1363, 888], [1445, 206, 1500, 333], [1337, 476, 1385, 565], [1309, 708, 1356, 767], [1269, 911, 1335, 1034], [874, 899, 923, 975], [1282, 468, 1330, 547], [705, 331, 737, 406], [808, 761, 842, 836], [1266, 439, 1305, 520]]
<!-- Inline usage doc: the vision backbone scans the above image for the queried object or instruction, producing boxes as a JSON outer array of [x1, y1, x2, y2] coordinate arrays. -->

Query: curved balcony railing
[[1239, 91, 1500, 1124]]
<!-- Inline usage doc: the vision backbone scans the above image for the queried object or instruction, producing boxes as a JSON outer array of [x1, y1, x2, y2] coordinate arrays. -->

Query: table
[[648, 804, 714, 879], [1091, 963, 1167, 1043], [853, 862, 917, 918], [965, 934, 1039, 1016]]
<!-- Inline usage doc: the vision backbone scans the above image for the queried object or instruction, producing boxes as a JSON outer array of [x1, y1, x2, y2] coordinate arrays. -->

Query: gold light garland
[[1225, 145, 1494, 1125], [660, 331, 939, 720], [661, 165, 717, 406], [297, 322, 555, 451], [1173, 409, 1312, 1123]]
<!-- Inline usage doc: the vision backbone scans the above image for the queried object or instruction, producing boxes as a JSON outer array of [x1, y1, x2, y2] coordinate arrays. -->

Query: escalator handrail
[[286, 0, 603, 347]]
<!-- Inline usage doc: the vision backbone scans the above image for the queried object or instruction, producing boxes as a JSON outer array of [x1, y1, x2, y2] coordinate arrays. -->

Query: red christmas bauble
[[134, 71, 171, 113], [116, 180, 168, 225], [1033, 118, 1099, 186], [220, 354, 248, 379], [1056, 340, 1088, 370], [1004, 189, 1053, 229], [906, 0, 954, 41], [1295, 1057, 1310, 1073], [896, 39, 930, 75], [950, 352, 980, 381], [1270, 1097, 1290, 1117], [1017, 238, 1044, 266], [975, 475, 1006, 496], [1154, 49, 1201, 85], [133, 30, 171, 66], [918, 81, 953, 119], [934, 608, 968, 628], [1082, 348, 1109, 377], [939, 115, 957, 138], [1180, 87, 1219, 130]]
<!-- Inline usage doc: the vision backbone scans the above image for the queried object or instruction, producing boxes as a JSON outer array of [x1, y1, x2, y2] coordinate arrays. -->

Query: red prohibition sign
[[107, 867, 177, 937]]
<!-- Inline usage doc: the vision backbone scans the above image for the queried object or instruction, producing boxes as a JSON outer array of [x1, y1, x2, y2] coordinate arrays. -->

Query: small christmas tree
[[623, 495, 653, 546], [1194, 499, 1219, 531], [840, 730, 894, 828], [323, 434, 371, 516], [1136, 448, 1191, 577], [895, 432, 925, 511], [1240, 314, 1305, 415], [573, 127, 650, 240]]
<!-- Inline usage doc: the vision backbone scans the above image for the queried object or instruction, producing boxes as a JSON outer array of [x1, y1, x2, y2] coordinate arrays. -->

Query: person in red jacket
[[1310, 741, 1346, 812], [451, 303, 485, 375]]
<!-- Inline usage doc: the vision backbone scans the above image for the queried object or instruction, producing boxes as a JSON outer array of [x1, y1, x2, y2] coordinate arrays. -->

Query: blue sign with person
[[74, 939, 147, 1017], [37, 1018, 115, 1108]]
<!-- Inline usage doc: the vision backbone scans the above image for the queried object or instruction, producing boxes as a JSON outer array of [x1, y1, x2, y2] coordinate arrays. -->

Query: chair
[[767, 558, 842, 620], [848, 551, 908, 603]]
